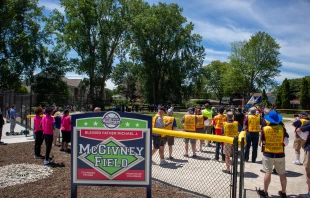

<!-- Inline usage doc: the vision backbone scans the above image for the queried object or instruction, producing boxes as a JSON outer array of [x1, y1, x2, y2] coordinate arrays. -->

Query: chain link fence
[[151, 130, 245, 198]]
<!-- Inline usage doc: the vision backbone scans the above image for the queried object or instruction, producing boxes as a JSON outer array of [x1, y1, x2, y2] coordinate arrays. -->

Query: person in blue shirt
[[10, 104, 16, 135]]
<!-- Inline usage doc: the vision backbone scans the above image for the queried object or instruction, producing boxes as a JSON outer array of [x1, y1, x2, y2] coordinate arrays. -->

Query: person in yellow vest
[[202, 104, 213, 147], [244, 107, 262, 163], [152, 107, 172, 165], [292, 112, 310, 165], [213, 106, 226, 162], [195, 108, 205, 152], [222, 112, 242, 174], [163, 108, 177, 160], [180, 107, 198, 158], [256, 110, 289, 198]]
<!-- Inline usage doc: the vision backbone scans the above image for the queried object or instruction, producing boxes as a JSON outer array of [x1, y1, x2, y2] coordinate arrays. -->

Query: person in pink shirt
[[41, 107, 55, 165], [60, 109, 71, 153], [33, 107, 44, 159]]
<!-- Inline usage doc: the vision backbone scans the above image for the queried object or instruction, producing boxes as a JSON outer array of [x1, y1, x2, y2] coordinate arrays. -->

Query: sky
[[39, 0, 310, 89]]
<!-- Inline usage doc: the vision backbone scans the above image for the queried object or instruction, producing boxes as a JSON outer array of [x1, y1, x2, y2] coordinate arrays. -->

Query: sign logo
[[101, 111, 122, 128], [78, 137, 144, 179]]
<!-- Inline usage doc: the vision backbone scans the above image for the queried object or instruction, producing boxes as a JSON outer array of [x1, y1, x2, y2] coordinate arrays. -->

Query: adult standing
[[213, 106, 226, 162], [244, 107, 262, 163], [10, 104, 16, 135], [234, 107, 245, 129], [296, 120, 310, 197], [180, 107, 198, 158], [33, 107, 44, 159], [257, 110, 288, 198], [222, 112, 242, 173], [195, 108, 205, 152], [41, 107, 55, 165], [163, 108, 177, 160], [202, 104, 213, 146], [292, 112, 309, 165], [152, 107, 170, 165]]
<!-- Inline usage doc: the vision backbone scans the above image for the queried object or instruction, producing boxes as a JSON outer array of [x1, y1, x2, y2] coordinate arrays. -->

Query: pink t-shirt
[[34, 115, 43, 132], [61, 115, 71, 131], [41, 115, 55, 135]]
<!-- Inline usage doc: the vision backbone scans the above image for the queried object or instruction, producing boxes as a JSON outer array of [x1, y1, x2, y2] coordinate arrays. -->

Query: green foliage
[[261, 89, 270, 106], [300, 78, 310, 109], [281, 78, 290, 108], [0, 0, 47, 90], [129, 2, 205, 104], [203, 60, 228, 104], [15, 85, 29, 94], [227, 31, 281, 100], [275, 85, 282, 108]]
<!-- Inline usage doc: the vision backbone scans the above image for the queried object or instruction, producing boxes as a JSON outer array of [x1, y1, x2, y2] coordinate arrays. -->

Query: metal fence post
[[239, 137, 245, 198], [232, 136, 238, 198]]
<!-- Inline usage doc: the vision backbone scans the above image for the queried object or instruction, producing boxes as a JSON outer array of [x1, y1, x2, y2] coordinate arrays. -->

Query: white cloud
[[275, 71, 304, 82], [281, 61, 310, 73], [39, 0, 64, 14]]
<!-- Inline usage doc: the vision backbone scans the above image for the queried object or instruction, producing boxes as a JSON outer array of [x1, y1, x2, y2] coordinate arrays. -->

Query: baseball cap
[[300, 112, 308, 116], [167, 108, 173, 114]]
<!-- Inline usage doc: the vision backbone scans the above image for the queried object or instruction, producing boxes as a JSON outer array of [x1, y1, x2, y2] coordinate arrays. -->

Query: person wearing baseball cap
[[162, 108, 177, 160], [292, 112, 309, 165]]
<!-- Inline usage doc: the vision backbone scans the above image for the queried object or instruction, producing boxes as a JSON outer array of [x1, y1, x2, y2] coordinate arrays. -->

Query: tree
[[275, 85, 282, 108], [281, 78, 290, 108], [47, 0, 136, 103], [262, 89, 270, 106], [203, 60, 228, 104], [300, 77, 310, 109], [0, 0, 47, 90], [227, 31, 281, 100], [129, 2, 205, 104]]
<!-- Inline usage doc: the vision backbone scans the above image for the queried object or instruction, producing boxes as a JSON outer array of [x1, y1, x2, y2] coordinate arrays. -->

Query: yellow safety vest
[[184, 115, 196, 132], [152, 114, 160, 128], [214, 114, 226, 129], [162, 116, 175, 137], [248, 115, 260, 132], [265, 119, 270, 126], [223, 121, 239, 137], [301, 119, 309, 126], [263, 125, 284, 154], [196, 115, 204, 129]]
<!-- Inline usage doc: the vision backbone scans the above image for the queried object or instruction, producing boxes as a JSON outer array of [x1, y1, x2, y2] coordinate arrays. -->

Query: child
[[33, 107, 44, 159], [41, 107, 55, 165], [60, 109, 71, 153], [53, 111, 62, 146]]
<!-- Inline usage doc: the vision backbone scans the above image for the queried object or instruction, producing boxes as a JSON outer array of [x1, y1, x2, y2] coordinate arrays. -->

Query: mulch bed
[[0, 142, 198, 198]]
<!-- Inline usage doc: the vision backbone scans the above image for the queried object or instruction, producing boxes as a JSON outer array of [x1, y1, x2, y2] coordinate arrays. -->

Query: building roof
[[61, 77, 82, 88], [252, 92, 275, 97]]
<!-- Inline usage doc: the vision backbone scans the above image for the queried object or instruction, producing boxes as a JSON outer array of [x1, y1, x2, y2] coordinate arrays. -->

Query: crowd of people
[[152, 104, 310, 198]]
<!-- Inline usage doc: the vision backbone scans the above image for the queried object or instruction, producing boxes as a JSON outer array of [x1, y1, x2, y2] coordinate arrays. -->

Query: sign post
[[71, 111, 152, 198]]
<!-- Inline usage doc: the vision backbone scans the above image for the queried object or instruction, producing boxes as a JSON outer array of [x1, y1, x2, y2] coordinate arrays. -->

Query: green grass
[[279, 113, 295, 118], [136, 112, 185, 129]]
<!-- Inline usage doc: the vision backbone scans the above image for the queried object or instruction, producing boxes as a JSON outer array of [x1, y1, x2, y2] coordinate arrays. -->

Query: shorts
[[61, 130, 71, 143], [205, 126, 213, 134], [53, 128, 60, 138], [262, 155, 285, 175], [153, 135, 164, 149], [224, 144, 234, 156], [184, 138, 196, 144], [293, 137, 306, 150], [303, 150, 310, 169], [163, 136, 174, 146]]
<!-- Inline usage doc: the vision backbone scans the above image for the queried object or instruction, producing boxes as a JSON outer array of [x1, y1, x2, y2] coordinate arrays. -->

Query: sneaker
[[192, 154, 197, 158], [65, 149, 71, 154], [159, 160, 168, 165], [212, 158, 219, 161], [256, 188, 268, 198], [199, 149, 203, 152], [152, 160, 156, 165], [183, 154, 189, 157], [222, 169, 231, 174], [44, 160, 51, 166], [167, 156, 174, 160], [34, 155, 41, 159], [292, 160, 302, 165], [278, 191, 287, 198], [60, 148, 65, 153]]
